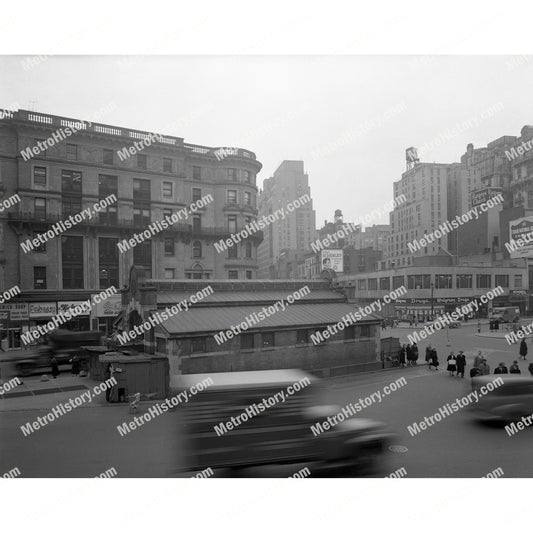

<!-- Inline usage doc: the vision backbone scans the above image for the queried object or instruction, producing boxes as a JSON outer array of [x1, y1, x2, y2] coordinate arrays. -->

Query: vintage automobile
[[173, 369, 394, 476], [466, 375, 533, 423]]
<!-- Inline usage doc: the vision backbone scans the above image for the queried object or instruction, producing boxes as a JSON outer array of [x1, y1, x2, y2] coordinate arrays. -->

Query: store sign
[[0, 311, 9, 321], [29, 302, 57, 318], [508, 217, 533, 258], [0, 302, 29, 321], [92, 294, 122, 317], [471, 187, 503, 208], [436, 297, 473, 304], [58, 301, 91, 316]]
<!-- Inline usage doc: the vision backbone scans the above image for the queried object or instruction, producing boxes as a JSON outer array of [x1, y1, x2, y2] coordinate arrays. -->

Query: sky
[[1, 55, 532, 227]]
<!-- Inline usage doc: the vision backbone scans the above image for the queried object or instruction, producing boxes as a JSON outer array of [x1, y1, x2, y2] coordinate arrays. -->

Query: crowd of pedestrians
[[398, 343, 419, 367]]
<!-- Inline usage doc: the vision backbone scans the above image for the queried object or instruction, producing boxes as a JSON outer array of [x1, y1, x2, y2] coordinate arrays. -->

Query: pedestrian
[[519, 338, 528, 360], [473, 351, 484, 368], [51, 357, 59, 379], [478, 359, 490, 375], [399, 344, 407, 367], [412, 342, 419, 365], [406, 344, 413, 366], [529, 362, 533, 376], [447, 352, 457, 376], [70, 354, 80, 376], [425, 345, 432, 364], [509, 361, 521, 374], [477, 320, 481, 334], [428, 348, 439, 370], [105, 362, 122, 403], [494, 362, 508, 374], [456, 351, 466, 378]]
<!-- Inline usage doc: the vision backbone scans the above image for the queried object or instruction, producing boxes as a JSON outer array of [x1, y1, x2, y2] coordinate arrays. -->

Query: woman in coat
[[412, 343, 419, 365], [428, 348, 439, 370], [71, 355, 80, 376], [455, 351, 466, 378], [519, 339, 528, 360], [399, 345, 407, 367], [446, 352, 457, 376], [406, 344, 413, 366]]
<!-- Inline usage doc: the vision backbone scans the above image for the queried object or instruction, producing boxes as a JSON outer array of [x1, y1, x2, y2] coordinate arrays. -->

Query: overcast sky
[[1, 55, 532, 227]]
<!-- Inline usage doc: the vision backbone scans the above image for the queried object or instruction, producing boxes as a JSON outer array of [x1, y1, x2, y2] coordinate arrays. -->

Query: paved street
[[1, 321, 532, 478]]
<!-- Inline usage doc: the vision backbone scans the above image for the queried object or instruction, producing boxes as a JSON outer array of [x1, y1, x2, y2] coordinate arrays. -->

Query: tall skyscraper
[[257, 160, 317, 278]]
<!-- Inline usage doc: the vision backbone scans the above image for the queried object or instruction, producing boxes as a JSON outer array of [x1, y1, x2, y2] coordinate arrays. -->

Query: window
[[192, 166, 201, 180], [244, 191, 252, 205], [34, 198, 46, 219], [193, 241, 202, 258], [164, 268, 175, 279], [163, 158, 172, 173], [133, 241, 152, 270], [476, 274, 491, 289], [162, 181, 173, 199], [164, 238, 175, 256], [297, 330, 309, 344], [408, 274, 431, 289], [133, 208, 150, 226], [515, 274, 523, 289], [228, 215, 237, 233], [103, 149, 114, 165], [34, 267, 46, 289], [227, 190, 237, 204], [360, 325, 371, 338], [61, 170, 82, 193], [62, 236, 84, 289], [392, 276, 404, 290], [245, 242, 252, 259], [192, 188, 202, 203], [241, 334, 254, 350], [32, 232, 46, 253], [66, 143, 77, 160], [98, 237, 119, 289], [156, 337, 166, 353], [163, 208, 173, 219], [357, 279, 367, 291], [435, 274, 452, 289], [368, 278, 377, 290], [261, 332, 274, 347], [133, 178, 150, 200], [228, 168, 237, 181], [246, 270, 253, 279], [456, 274, 473, 289], [192, 214, 201, 232], [137, 153, 147, 169], [228, 246, 238, 259], [191, 337, 206, 353], [379, 277, 390, 290], [344, 326, 356, 340], [313, 328, 327, 344], [228, 270, 238, 279], [243, 170, 251, 183], [495, 275, 509, 288], [33, 166, 47, 188]]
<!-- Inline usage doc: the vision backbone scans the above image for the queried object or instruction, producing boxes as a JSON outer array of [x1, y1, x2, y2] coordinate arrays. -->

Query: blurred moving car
[[15, 330, 102, 376], [466, 375, 533, 423], [490, 306, 520, 324], [174, 369, 394, 476]]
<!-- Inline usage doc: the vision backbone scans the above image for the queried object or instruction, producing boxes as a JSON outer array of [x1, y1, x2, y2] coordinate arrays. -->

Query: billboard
[[470, 187, 503, 208], [320, 249, 343, 274], [508, 216, 533, 258]]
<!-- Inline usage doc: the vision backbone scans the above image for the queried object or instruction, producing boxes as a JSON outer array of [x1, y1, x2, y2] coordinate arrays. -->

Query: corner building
[[0, 109, 262, 346]]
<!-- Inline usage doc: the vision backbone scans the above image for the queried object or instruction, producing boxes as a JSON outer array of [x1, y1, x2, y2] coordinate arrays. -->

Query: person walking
[[473, 351, 484, 369], [425, 345, 432, 364], [494, 362, 509, 374], [51, 357, 59, 379], [428, 348, 439, 370], [406, 344, 413, 366], [412, 343, 419, 365], [399, 344, 407, 367], [477, 320, 481, 334], [529, 362, 533, 376], [456, 351, 466, 378], [447, 352, 457, 377], [509, 361, 521, 374], [70, 355, 80, 376], [478, 359, 490, 376], [519, 339, 528, 360]]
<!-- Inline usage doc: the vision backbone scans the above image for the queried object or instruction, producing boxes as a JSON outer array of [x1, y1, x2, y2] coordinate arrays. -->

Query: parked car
[[174, 369, 394, 476], [466, 375, 533, 423]]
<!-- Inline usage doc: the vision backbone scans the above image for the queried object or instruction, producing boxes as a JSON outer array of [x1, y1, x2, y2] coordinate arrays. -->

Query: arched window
[[245, 242, 252, 259], [193, 241, 202, 258]]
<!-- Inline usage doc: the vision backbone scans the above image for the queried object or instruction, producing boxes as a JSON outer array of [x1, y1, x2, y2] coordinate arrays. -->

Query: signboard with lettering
[[0, 303, 29, 321], [58, 301, 91, 316], [29, 302, 57, 318], [508, 217, 533, 258], [320, 249, 343, 273], [92, 294, 122, 317], [470, 187, 503, 208]]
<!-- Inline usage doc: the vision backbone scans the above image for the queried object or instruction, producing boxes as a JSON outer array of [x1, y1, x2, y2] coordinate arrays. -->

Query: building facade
[[0, 108, 262, 347], [257, 160, 317, 278]]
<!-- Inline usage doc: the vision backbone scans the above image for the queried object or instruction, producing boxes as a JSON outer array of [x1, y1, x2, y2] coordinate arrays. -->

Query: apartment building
[[0, 108, 262, 347]]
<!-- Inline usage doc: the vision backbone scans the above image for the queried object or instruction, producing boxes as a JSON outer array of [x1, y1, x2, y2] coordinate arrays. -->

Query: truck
[[490, 306, 520, 323], [174, 369, 394, 477]]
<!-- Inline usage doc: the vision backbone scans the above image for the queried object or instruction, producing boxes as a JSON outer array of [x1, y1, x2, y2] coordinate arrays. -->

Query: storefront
[[0, 303, 29, 350], [394, 296, 487, 321]]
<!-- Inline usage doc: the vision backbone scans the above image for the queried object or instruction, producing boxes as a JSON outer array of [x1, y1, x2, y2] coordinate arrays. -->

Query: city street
[[1, 321, 532, 478]]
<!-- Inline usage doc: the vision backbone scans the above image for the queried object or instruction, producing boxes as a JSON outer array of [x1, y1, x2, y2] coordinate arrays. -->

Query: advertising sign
[[0, 303, 29, 321], [29, 302, 57, 318], [508, 217, 533, 258], [320, 249, 343, 273], [58, 301, 91, 316], [470, 187, 503, 208], [92, 294, 122, 317]]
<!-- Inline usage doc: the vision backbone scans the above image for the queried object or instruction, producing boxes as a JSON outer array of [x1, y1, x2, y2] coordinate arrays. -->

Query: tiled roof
[[159, 302, 381, 336]]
